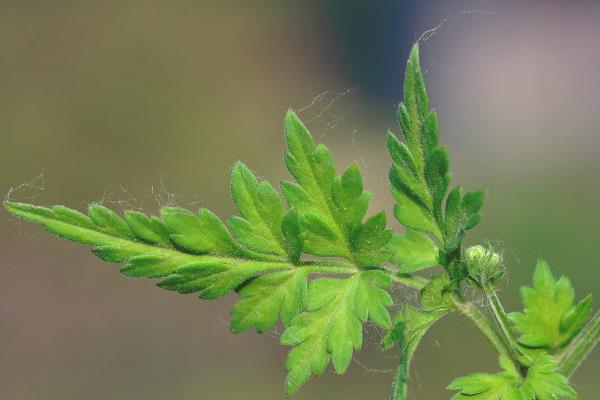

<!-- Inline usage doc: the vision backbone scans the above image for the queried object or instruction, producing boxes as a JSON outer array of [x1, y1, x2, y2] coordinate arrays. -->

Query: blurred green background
[[1, 1, 599, 399]]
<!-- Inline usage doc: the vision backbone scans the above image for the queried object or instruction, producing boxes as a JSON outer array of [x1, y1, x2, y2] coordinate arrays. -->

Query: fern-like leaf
[[283, 111, 393, 266], [4, 162, 308, 332], [449, 354, 577, 400], [386, 44, 485, 278], [509, 260, 593, 353], [280, 270, 393, 394]]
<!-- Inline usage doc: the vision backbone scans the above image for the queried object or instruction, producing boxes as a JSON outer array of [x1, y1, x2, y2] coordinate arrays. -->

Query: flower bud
[[464, 245, 503, 287], [465, 245, 486, 264]]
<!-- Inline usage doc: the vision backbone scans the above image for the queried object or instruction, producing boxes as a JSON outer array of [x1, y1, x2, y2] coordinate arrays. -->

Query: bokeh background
[[1, 1, 599, 399]]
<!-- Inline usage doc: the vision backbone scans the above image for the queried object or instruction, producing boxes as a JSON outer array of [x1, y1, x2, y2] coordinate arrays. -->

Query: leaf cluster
[[4, 42, 597, 400], [5, 107, 399, 395]]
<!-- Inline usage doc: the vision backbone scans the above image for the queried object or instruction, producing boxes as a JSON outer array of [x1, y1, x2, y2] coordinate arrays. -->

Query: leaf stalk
[[558, 308, 600, 376]]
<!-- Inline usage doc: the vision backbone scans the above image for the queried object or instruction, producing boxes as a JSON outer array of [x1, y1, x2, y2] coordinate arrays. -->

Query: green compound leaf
[[508, 260, 593, 352], [283, 110, 393, 266], [387, 43, 485, 265], [5, 201, 289, 291], [449, 354, 577, 400], [383, 306, 449, 399], [4, 110, 410, 398], [280, 270, 392, 395], [4, 163, 310, 334]]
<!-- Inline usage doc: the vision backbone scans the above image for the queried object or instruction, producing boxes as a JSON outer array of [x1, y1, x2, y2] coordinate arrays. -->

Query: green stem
[[389, 350, 408, 400], [303, 259, 356, 269], [391, 274, 428, 290], [558, 308, 600, 376], [304, 265, 359, 274], [483, 286, 520, 362], [453, 297, 518, 368], [302, 261, 428, 290]]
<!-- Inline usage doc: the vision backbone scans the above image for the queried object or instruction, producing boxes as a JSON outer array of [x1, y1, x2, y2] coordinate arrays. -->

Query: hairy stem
[[391, 274, 428, 290], [303, 259, 357, 269], [558, 308, 600, 376], [389, 349, 408, 400], [453, 297, 519, 369], [483, 286, 520, 362], [302, 260, 428, 290], [303, 265, 359, 274]]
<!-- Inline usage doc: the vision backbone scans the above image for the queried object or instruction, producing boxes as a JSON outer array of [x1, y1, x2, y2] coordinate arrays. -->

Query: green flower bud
[[464, 245, 503, 287], [465, 245, 486, 264]]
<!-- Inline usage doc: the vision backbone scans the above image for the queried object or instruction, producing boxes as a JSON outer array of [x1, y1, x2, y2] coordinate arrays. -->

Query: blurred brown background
[[1, 1, 599, 399]]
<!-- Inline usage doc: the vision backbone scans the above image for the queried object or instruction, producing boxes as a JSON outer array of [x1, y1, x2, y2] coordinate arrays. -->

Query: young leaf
[[448, 356, 523, 400], [387, 43, 485, 262], [449, 354, 577, 400], [280, 270, 392, 394], [521, 353, 577, 399], [283, 111, 392, 266], [508, 260, 593, 352]]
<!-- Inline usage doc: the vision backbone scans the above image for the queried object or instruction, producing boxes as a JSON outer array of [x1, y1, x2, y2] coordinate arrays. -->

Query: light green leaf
[[229, 162, 290, 259], [392, 188, 442, 241], [449, 354, 577, 400], [387, 230, 439, 273], [5, 200, 287, 276], [350, 211, 394, 267], [387, 43, 485, 259], [448, 356, 525, 400], [157, 259, 290, 299], [161, 206, 249, 257], [281, 270, 392, 394], [509, 260, 593, 352], [522, 353, 577, 399], [124, 210, 171, 246], [420, 275, 454, 310], [3, 200, 302, 330], [231, 268, 309, 333], [283, 110, 392, 266]]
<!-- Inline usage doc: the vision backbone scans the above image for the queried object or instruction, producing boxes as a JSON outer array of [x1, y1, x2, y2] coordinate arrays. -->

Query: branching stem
[[483, 285, 520, 362], [453, 297, 520, 372]]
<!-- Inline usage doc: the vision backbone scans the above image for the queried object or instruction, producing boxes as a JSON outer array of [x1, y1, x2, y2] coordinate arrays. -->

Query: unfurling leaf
[[509, 260, 593, 352]]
